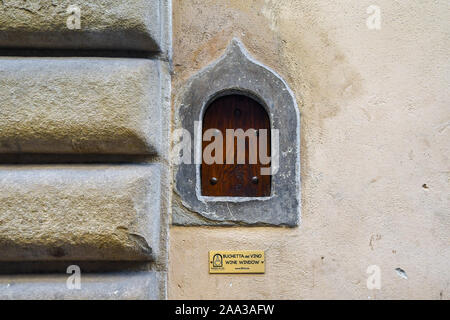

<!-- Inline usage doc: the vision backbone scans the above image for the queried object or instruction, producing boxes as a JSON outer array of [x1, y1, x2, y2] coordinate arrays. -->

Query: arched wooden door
[[201, 94, 271, 197]]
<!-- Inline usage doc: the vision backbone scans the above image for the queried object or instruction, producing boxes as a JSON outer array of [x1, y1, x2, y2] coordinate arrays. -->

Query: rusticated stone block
[[0, 272, 165, 300], [0, 58, 162, 154], [0, 0, 162, 51], [0, 165, 161, 261]]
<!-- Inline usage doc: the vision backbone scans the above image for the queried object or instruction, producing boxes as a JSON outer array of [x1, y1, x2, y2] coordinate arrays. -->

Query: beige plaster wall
[[169, 0, 449, 299]]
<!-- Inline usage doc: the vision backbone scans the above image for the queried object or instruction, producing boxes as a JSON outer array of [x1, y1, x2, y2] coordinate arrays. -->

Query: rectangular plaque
[[209, 250, 265, 274]]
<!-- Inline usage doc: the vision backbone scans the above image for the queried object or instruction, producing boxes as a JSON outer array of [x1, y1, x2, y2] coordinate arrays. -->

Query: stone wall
[[0, 0, 172, 300], [169, 0, 449, 299]]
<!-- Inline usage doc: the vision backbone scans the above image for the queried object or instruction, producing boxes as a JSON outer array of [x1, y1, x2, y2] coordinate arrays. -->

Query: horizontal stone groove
[[0, 165, 161, 262], [0, 57, 163, 155]]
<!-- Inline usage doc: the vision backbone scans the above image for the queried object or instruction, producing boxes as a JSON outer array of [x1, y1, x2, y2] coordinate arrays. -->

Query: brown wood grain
[[201, 95, 271, 197]]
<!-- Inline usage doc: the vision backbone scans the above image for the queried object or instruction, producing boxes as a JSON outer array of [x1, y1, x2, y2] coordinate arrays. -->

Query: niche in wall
[[173, 38, 301, 227]]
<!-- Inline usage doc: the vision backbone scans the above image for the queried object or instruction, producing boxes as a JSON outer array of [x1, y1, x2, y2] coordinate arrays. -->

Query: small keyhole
[[234, 108, 241, 117]]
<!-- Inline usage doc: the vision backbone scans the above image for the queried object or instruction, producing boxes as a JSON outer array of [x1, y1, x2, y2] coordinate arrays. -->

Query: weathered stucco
[[170, 0, 449, 299]]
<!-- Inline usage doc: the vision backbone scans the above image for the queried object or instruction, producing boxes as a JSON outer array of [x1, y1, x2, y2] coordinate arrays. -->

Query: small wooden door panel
[[201, 95, 271, 197]]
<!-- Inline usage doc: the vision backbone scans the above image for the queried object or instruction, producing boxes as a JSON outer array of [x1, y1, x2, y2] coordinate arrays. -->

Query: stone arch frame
[[173, 38, 301, 226]]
